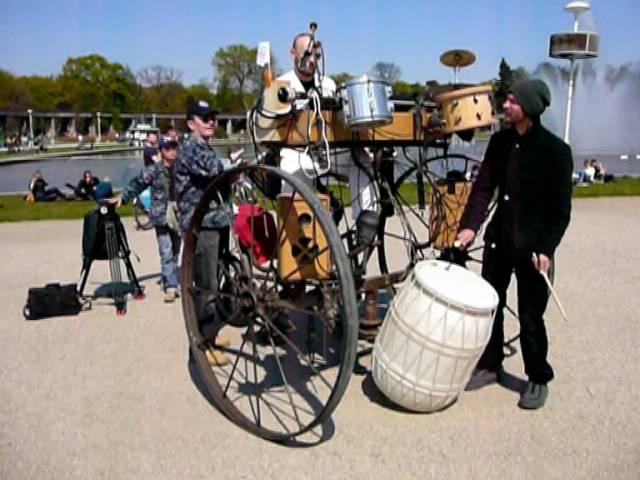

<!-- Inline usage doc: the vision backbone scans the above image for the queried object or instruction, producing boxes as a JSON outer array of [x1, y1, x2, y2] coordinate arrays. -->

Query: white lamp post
[[549, 1, 599, 144], [27, 109, 34, 149]]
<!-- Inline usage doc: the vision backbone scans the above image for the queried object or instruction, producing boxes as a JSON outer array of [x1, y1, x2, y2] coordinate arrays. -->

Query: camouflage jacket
[[175, 136, 231, 232], [122, 161, 176, 228]]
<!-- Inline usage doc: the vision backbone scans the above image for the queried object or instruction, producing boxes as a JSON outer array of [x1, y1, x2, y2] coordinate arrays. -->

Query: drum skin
[[372, 260, 498, 412]]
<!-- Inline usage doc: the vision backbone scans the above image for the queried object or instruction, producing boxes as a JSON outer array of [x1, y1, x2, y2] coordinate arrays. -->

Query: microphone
[[277, 87, 302, 104], [298, 51, 314, 74]]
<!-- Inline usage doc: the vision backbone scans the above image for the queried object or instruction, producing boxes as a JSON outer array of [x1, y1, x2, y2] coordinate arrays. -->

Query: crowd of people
[[26, 169, 109, 202]]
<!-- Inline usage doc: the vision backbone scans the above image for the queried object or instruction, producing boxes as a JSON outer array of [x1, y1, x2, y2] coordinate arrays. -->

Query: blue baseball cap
[[186, 100, 219, 120], [159, 136, 179, 149]]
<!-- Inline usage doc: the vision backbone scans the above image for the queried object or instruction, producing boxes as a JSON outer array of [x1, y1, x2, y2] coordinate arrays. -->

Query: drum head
[[413, 260, 498, 311]]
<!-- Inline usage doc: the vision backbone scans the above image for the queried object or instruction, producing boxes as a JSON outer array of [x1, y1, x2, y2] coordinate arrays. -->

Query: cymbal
[[440, 49, 476, 68]]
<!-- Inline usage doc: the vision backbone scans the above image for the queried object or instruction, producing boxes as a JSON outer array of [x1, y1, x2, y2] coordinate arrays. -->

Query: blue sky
[[2, 0, 638, 85]]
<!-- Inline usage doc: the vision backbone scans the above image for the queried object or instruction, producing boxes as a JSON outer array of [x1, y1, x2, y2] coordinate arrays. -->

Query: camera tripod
[[78, 203, 144, 314]]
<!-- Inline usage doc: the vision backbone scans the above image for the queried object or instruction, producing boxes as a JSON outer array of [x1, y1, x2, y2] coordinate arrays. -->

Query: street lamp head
[[565, 1, 591, 15]]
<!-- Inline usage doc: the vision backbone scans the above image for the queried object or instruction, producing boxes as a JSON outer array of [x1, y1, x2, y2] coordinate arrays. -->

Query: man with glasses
[[118, 132, 181, 303], [175, 100, 231, 365]]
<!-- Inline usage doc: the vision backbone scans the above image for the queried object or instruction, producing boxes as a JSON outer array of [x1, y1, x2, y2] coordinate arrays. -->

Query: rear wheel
[[180, 165, 358, 442]]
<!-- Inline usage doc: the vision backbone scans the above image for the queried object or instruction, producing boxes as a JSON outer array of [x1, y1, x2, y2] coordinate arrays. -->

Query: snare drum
[[338, 75, 394, 129], [435, 85, 496, 134], [372, 260, 498, 412]]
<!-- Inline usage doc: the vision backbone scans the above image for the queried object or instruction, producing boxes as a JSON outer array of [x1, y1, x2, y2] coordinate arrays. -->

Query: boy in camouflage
[[174, 100, 231, 364], [119, 134, 181, 303]]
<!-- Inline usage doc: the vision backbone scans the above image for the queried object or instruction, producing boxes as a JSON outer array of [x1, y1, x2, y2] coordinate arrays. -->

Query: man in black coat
[[456, 79, 573, 409]]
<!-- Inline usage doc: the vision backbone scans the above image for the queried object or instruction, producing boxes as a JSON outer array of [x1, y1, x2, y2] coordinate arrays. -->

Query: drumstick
[[532, 254, 569, 323]]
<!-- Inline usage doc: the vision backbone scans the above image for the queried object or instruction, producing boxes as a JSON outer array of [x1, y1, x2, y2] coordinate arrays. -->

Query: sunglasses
[[199, 114, 217, 123]]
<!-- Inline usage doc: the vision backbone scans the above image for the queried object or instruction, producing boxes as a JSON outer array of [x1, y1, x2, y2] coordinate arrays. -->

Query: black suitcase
[[23, 283, 87, 320]]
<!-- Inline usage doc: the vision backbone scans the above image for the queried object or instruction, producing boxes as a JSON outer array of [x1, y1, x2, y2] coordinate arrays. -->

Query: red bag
[[234, 204, 278, 265]]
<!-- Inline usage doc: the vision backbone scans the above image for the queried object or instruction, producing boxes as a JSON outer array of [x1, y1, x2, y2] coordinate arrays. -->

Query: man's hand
[[532, 252, 551, 274], [455, 228, 476, 250], [230, 148, 245, 164]]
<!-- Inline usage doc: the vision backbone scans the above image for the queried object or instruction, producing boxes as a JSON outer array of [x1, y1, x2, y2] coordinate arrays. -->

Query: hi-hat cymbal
[[440, 49, 476, 68]]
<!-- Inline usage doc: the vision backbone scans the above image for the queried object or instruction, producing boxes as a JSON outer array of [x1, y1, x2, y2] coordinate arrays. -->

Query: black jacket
[[459, 122, 573, 257]]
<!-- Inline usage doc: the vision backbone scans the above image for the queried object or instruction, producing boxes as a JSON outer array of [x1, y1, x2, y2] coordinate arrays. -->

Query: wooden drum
[[435, 85, 496, 134], [429, 181, 472, 250]]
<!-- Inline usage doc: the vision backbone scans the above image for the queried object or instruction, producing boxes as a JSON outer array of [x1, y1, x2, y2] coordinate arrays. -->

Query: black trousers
[[193, 227, 229, 324], [477, 242, 555, 384]]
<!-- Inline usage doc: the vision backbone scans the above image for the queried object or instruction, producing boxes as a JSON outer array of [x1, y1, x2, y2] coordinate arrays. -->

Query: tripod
[[78, 203, 144, 314]]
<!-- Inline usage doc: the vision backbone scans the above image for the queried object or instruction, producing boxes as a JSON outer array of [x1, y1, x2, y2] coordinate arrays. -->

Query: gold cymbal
[[439, 49, 476, 68]]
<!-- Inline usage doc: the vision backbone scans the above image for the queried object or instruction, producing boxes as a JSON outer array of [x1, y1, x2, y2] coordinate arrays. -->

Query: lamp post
[[97, 112, 102, 143], [27, 109, 34, 149], [549, 1, 599, 144]]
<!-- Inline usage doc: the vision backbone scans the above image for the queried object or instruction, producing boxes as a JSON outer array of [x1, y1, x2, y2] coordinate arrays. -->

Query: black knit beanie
[[510, 79, 551, 117]]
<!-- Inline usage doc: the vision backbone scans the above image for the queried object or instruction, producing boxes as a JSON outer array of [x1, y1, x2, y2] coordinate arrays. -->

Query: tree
[[59, 54, 136, 113], [330, 72, 353, 87], [137, 65, 183, 87], [494, 58, 529, 113], [212, 44, 269, 111], [494, 58, 513, 113], [392, 80, 424, 99], [20, 75, 63, 111], [182, 83, 217, 111], [0, 70, 32, 110], [370, 62, 402, 83]]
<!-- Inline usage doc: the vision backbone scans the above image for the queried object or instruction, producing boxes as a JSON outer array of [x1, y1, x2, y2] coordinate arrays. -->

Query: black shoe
[[518, 381, 548, 410], [465, 367, 503, 391]]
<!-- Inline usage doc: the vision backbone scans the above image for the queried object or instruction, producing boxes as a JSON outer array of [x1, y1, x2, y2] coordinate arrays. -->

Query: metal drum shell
[[338, 75, 394, 130]]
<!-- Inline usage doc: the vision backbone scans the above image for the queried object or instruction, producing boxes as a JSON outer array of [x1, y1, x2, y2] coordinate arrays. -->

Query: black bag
[[23, 283, 88, 320]]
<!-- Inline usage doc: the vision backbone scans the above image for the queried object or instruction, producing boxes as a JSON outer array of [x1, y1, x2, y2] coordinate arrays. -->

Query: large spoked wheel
[[181, 165, 358, 442], [377, 153, 487, 286]]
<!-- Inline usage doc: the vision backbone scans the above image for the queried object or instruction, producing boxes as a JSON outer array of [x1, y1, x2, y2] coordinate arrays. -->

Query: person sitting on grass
[[66, 170, 100, 200], [27, 170, 67, 202], [578, 159, 596, 184]]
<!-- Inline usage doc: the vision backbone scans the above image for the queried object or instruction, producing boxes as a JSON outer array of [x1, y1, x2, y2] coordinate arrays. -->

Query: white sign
[[256, 41, 271, 67]]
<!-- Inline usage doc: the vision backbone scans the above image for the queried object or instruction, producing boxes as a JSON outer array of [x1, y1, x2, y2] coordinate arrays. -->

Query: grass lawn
[[0, 196, 133, 222], [331, 176, 640, 205], [1, 177, 638, 223]]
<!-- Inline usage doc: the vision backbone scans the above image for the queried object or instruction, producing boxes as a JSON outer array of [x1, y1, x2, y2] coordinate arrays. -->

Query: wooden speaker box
[[277, 193, 331, 280], [429, 181, 472, 249]]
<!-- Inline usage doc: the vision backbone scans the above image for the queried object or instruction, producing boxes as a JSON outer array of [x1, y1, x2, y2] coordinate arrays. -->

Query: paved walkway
[[1, 198, 639, 479]]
